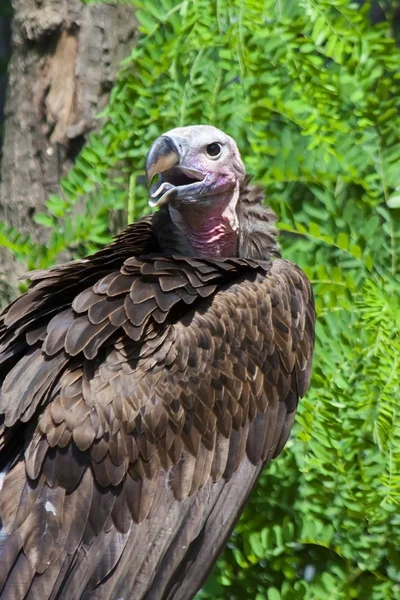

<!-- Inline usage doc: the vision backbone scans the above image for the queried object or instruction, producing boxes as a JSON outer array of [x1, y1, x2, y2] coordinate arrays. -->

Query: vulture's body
[[0, 126, 315, 600]]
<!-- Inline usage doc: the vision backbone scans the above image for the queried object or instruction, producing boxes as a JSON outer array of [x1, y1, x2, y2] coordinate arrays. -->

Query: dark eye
[[206, 142, 222, 157]]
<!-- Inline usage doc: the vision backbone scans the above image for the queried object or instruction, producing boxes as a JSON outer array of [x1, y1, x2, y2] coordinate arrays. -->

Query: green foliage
[[1, 0, 400, 598]]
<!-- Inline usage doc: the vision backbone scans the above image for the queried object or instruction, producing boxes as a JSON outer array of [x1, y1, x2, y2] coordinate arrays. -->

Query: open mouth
[[149, 166, 205, 207]]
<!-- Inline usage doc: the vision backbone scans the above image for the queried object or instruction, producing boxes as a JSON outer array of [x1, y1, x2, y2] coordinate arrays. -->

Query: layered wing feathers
[[0, 216, 314, 599]]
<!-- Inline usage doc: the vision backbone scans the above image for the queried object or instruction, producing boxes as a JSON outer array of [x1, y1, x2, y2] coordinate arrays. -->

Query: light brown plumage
[[0, 126, 315, 600]]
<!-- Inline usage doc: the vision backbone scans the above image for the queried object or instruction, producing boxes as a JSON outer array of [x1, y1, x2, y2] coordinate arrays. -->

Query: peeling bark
[[0, 0, 136, 300]]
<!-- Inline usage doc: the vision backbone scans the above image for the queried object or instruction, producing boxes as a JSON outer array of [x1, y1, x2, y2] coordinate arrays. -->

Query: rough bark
[[0, 0, 136, 301], [0, 6, 12, 147]]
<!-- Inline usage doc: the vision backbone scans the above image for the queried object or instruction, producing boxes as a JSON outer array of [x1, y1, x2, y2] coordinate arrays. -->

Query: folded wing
[[0, 220, 314, 600]]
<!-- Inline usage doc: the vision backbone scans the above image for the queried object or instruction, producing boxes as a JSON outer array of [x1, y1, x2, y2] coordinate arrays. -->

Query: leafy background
[[2, 0, 400, 598]]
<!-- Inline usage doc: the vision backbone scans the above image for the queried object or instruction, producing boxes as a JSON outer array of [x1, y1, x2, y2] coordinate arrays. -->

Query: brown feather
[[0, 460, 44, 534], [0, 170, 315, 599], [0, 551, 35, 600], [64, 469, 93, 553], [0, 532, 22, 594], [19, 484, 65, 573]]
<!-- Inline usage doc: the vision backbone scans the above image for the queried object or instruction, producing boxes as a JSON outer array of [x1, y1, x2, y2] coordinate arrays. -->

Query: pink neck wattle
[[184, 216, 238, 258], [169, 190, 240, 258]]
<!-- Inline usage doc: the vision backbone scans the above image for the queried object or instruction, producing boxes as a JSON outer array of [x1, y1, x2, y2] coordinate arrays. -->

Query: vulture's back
[[0, 205, 314, 599]]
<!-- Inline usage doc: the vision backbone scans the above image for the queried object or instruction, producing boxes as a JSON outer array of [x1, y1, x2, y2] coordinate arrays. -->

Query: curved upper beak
[[145, 134, 206, 208], [145, 135, 185, 183]]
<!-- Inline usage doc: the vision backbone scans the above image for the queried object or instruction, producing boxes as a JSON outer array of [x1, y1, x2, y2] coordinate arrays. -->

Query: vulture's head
[[145, 125, 245, 209], [145, 125, 277, 259]]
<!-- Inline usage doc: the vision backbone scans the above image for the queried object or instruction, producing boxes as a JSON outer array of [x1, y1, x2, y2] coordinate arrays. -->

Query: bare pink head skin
[[145, 125, 246, 258]]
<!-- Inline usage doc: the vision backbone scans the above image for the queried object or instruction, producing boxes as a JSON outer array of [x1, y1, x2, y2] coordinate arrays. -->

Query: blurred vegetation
[[1, 0, 400, 598]]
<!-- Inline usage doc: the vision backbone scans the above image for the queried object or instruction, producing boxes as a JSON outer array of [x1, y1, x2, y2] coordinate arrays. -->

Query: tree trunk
[[0, 0, 136, 301], [0, 3, 12, 152]]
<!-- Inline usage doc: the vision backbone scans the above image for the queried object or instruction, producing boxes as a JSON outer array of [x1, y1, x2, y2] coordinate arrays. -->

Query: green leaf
[[34, 213, 54, 228], [336, 232, 349, 251], [267, 588, 281, 600], [387, 189, 400, 208]]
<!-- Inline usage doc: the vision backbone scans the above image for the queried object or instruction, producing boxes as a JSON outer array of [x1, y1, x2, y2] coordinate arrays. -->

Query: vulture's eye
[[206, 142, 222, 158]]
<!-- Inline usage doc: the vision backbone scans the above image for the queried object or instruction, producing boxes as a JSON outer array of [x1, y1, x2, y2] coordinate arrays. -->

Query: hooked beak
[[145, 136, 180, 184], [145, 135, 206, 208]]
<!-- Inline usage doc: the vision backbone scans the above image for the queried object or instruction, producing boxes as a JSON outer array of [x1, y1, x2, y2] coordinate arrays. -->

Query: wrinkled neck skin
[[168, 184, 240, 259], [152, 178, 280, 260]]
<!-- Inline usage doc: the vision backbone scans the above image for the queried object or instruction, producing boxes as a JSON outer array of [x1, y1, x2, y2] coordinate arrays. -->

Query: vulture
[[0, 125, 315, 600]]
